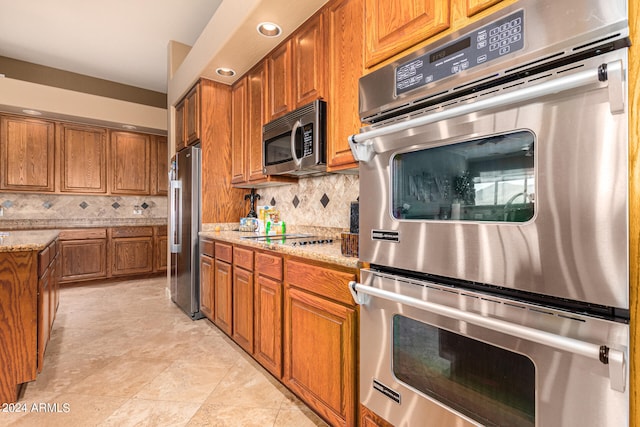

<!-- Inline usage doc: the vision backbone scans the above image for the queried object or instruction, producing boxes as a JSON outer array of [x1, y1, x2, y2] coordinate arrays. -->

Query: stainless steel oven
[[348, 0, 630, 425]]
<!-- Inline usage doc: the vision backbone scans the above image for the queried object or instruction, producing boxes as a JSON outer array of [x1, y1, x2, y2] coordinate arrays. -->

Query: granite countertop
[[0, 218, 167, 230], [200, 229, 361, 269], [0, 230, 59, 253]]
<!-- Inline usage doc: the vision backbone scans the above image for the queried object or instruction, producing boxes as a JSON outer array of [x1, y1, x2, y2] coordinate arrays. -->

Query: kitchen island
[[0, 230, 59, 404]]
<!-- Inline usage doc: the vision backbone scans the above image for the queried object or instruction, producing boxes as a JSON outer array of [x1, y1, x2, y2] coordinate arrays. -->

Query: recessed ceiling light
[[216, 67, 236, 77], [122, 124, 137, 130], [257, 22, 282, 37], [22, 109, 42, 116]]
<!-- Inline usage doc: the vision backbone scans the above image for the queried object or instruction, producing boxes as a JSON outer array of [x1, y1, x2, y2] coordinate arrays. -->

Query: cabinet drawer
[[234, 246, 254, 271], [215, 242, 233, 263], [200, 238, 214, 257], [286, 259, 356, 306], [111, 227, 153, 238], [256, 252, 283, 281], [58, 228, 107, 240]]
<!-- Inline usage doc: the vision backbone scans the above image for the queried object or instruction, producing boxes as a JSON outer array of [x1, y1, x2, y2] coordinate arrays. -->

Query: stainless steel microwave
[[262, 99, 326, 176]]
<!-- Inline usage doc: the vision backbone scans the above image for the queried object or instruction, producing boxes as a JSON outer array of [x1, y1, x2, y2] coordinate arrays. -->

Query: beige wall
[[0, 76, 167, 134]]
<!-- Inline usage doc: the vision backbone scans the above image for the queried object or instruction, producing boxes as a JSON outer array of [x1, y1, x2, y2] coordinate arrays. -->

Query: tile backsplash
[[251, 173, 359, 229], [0, 193, 167, 220]]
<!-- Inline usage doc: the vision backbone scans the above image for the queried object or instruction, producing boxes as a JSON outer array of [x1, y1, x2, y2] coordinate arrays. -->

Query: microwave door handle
[[349, 280, 627, 393], [290, 119, 303, 167], [349, 60, 625, 162]]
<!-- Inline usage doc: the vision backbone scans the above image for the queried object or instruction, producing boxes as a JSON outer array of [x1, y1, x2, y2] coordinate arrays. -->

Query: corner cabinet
[[284, 258, 358, 427], [0, 115, 55, 192]]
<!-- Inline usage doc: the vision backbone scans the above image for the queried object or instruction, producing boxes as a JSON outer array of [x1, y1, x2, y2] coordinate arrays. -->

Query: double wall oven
[[348, 0, 630, 425]]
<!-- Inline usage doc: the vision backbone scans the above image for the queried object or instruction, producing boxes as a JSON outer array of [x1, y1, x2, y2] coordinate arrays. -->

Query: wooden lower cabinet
[[214, 242, 234, 336], [361, 405, 394, 427], [200, 237, 215, 321], [110, 227, 154, 276], [58, 229, 108, 283], [233, 246, 255, 353], [284, 259, 358, 427], [254, 251, 284, 378]]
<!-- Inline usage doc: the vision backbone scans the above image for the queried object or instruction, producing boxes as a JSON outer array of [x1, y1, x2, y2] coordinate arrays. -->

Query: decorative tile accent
[[79, 201, 89, 209], [270, 197, 276, 206], [2, 200, 13, 208], [42, 201, 53, 209], [292, 195, 300, 208], [112, 202, 121, 209], [320, 193, 330, 208], [141, 202, 149, 209]]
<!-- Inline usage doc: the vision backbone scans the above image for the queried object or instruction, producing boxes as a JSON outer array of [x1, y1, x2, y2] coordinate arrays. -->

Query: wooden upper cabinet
[[267, 40, 293, 121], [364, 0, 451, 68], [60, 124, 107, 193], [185, 84, 200, 145], [110, 131, 151, 195], [175, 99, 186, 152], [152, 135, 168, 195], [465, 0, 504, 17], [293, 12, 327, 107], [0, 115, 55, 192], [326, 0, 364, 172], [231, 76, 248, 184], [247, 63, 268, 182]]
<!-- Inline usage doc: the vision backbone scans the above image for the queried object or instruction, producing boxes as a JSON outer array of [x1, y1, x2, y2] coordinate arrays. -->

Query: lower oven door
[[354, 269, 629, 427]]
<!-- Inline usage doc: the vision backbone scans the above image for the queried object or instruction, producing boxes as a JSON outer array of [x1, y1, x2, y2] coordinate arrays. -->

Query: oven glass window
[[393, 315, 535, 426], [391, 130, 535, 221]]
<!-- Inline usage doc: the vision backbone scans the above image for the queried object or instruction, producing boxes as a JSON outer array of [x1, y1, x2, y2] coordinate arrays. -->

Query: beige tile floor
[[3, 277, 328, 427]]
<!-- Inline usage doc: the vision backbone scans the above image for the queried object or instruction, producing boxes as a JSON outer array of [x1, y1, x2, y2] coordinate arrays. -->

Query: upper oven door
[[356, 49, 629, 310]]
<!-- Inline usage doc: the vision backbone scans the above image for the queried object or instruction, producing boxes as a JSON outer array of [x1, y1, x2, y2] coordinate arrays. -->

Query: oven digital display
[[396, 9, 524, 95]]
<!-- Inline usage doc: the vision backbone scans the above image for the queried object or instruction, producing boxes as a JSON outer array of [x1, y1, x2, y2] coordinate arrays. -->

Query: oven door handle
[[349, 281, 627, 393], [348, 60, 625, 162]]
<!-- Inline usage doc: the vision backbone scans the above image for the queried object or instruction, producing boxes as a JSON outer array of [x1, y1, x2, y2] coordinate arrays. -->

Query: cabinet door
[[254, 273, 282, 377], [284, 287, 357, 427], [59, 239, 107, 283], [232, 267, 254, 353], [155, 235, 168, 272], [0, 115, 55, 192], [110, 131, 151, 195], [200, 254, 214, 321], [293, 12, 326, 107], [60, 124, 107, 193], [267, 40, 293, 121], [247, 63, 268, 181], [185, 85, 200, 145], [326, 0, 364, 172], [152, 136, 168, 195], [175, 99, 186, 152], [231, 76, 247, 184], [465, 0, 503, 16], [365, 0, 450, 67], [111, 236, 154, 276], [214, 259, 233, 336]]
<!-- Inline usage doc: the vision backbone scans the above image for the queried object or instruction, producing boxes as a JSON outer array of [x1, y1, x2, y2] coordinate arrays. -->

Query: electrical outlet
[[0, 207, 3, 217], [133, 205, 142, 215]]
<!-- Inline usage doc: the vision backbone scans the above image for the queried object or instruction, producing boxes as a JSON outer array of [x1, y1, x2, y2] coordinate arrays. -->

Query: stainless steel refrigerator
[[170, 144, 204, 320]]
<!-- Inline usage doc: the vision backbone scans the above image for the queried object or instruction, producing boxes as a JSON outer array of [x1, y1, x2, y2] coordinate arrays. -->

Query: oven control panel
[[396, 10, 524, 95]]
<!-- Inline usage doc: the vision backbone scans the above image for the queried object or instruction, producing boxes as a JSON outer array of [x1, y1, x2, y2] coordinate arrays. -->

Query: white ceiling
[[0, 0, 223, 93]]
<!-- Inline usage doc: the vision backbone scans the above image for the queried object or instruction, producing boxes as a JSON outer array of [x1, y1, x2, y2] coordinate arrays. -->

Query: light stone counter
[[0, 230, 59, 253], [199, 229, 361, 270], [0, 218, 167, 230]]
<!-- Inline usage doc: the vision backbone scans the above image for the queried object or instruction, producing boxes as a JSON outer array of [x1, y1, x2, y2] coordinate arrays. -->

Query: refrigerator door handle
[[170, 180, 182, 253]]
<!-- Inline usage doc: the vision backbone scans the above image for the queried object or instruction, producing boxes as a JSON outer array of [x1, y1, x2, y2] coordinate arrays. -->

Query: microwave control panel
[[396, 9, 524, 95], [301, 123, 314, 157]]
